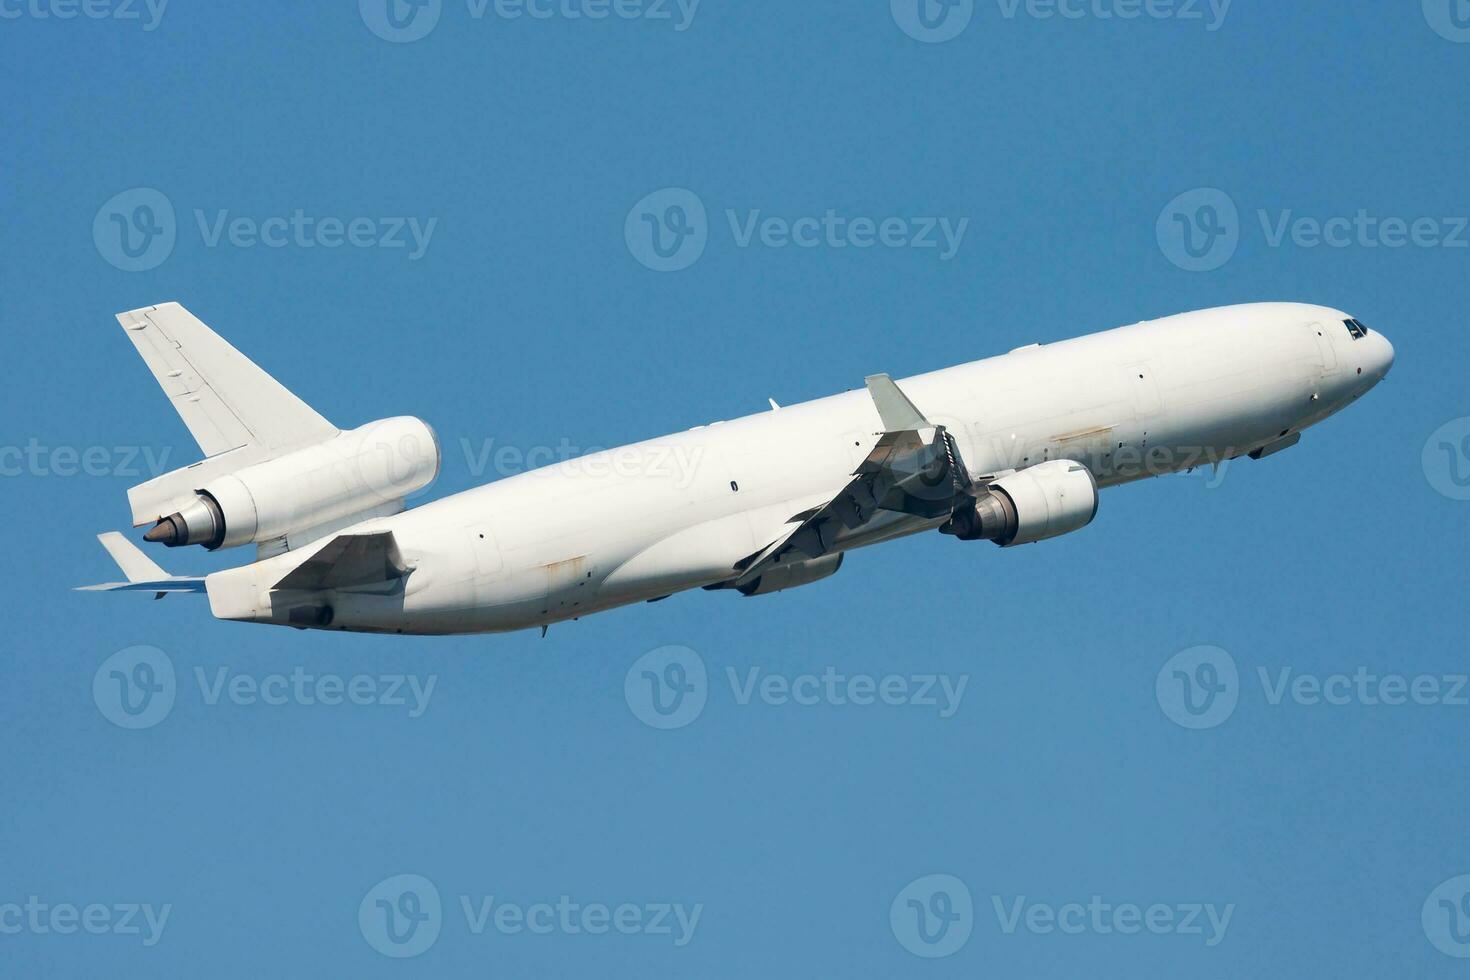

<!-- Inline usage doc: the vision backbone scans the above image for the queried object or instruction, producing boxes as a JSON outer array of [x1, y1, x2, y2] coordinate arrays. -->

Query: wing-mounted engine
[[942, 459, 1098, 547], [138, 416, 440, 550], [725, 373, 1102, 596]]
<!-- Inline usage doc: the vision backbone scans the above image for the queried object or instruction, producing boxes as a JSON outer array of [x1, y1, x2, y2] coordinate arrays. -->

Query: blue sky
[[2, 1, 1469, 975]]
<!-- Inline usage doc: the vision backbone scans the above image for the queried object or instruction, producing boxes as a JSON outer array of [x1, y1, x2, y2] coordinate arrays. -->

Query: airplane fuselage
[[202, 303, 1394, 635]]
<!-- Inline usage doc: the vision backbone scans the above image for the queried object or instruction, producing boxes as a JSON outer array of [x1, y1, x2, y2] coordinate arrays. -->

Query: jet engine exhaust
[[144, 493, 226, 549]]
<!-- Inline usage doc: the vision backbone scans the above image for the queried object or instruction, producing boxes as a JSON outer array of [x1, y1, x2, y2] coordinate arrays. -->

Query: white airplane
[[81, 301, 1393, 635]]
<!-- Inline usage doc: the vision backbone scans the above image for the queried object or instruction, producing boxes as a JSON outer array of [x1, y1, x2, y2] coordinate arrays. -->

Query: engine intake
[[945, 459, 1098, 547]]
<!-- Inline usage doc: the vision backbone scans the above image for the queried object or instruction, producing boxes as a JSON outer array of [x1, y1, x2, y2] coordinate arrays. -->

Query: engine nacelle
[[144, 416, 440, 550], [737, 553, 844, 597], [945, 459, 1098, 547]]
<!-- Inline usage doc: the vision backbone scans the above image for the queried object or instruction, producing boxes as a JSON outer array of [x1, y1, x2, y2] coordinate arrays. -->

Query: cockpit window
[[1344, 318, 1369, 340]]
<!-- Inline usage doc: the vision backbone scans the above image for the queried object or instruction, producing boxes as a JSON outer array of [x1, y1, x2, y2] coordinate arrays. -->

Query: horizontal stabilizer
[[77, 532, 206, 598], [98, 531, 166, 581], [76, 580, 207, 594], [273, 532, 409, 592]]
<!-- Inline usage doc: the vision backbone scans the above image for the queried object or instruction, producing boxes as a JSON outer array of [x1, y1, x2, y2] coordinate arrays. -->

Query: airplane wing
[[116, 303, 338, 457], [729, 375, 970, 587], [273, 532, 409, 592]]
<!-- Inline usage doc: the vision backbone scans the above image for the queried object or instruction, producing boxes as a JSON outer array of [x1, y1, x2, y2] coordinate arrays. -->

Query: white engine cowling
[[949, 459, 1099, 547], [144, 416, 440, 550]]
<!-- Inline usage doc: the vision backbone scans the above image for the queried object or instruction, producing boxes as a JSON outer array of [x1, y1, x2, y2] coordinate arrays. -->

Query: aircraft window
[[1343, 318, 1368, 340]]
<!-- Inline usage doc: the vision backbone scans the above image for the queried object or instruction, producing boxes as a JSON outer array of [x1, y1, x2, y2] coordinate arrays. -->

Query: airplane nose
[[1375, 331, 1395, 378]]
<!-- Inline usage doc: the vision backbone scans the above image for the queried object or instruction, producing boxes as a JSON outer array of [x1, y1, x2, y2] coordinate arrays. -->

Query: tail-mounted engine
[[140, 416, 440, 550], [943, 459, 1098, 547]]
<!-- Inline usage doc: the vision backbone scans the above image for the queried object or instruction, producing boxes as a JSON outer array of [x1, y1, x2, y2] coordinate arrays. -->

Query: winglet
[[864, 374, 930, 432]]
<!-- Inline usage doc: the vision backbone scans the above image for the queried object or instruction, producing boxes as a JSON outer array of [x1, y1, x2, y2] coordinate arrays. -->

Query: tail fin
[[116, 302, 343, 528], [116, 302, 338, 458], [76, 532, 206, 599]]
